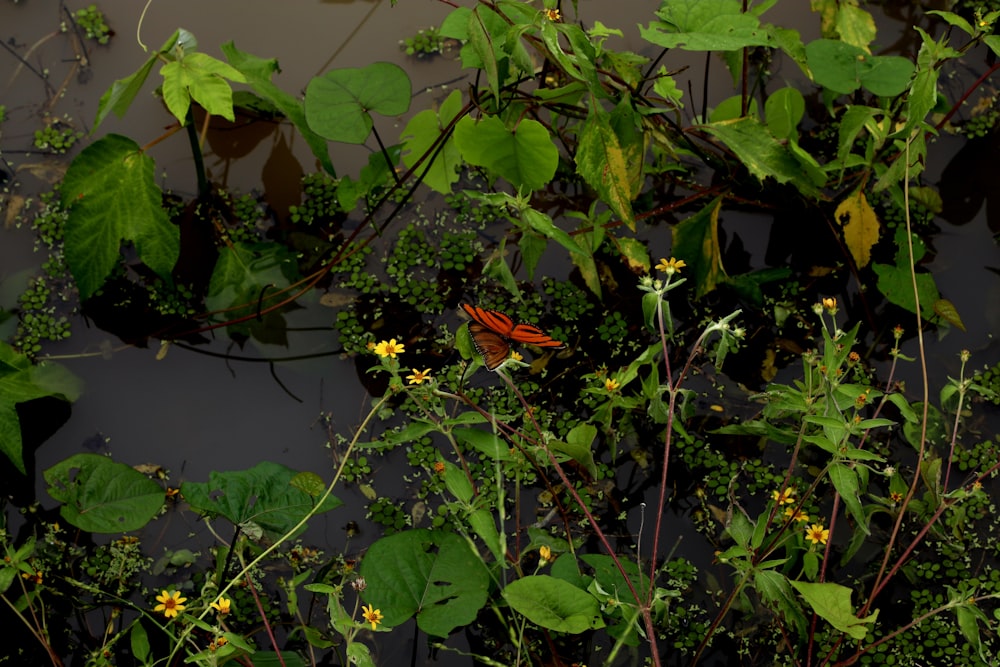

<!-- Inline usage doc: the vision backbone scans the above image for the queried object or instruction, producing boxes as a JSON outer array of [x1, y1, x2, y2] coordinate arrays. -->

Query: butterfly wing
[[508, 323, 565, 348], [467, 322, 511, 371], [460, 303, 516, 337]]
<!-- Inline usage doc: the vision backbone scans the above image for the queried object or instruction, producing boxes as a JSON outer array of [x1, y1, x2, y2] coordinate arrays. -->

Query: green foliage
[[72, 4, 112, 44], [44, 453, 163, 532], [0, 340, 81, 473], [61, 134, 179, 300], [359, 529, 490, 637], [181, 461, 342, 539], [401, 26, 451, 57], [305, 62, 411, 144], [33, 121, 83, 154]]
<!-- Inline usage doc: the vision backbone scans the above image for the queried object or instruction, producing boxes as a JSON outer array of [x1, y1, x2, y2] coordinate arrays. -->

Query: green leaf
[[94, 30, 180, 130], [550, 424, 598, 479], [806, 39, 914, 97], [641, 0, 772, 51], [454, 115, 558, 192], [0, 342, 82, 473], [454, 427, 515, 461], [442, 461, 473, 504], [305, 62, 411, 144], [829, 463, 870, 536], [575, 102, 636, 231], [466, 5, 504, 100], [764, 87, 805, 140], [401, 89, 465, 194], [933, 298, 966, 332], [61, 134, 179, 300], [160, 51, 247, 123], [44, 453, 164, 533], [221, 42, 334, 175], [467, 508, 504, 562], [671, 197, 727, 297], [360, 529, 490, 637], [503, 575, 605, 633], [181, 461, 342, 539], [701, 116, 820, 197], [789, 580, 878, 640]]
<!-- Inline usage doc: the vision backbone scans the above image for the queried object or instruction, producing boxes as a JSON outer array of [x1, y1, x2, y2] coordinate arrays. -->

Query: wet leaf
[[305, 62, 411, 144], [44, 453, 163, 532], [454, 115, 559, 192], [61, 134, 179, 300], [181, 461, 342, 539], [503, 575, 604, 633], [0, 341, 82, 474], [360, 529, 490, 637], [835, 188, 880, 268]]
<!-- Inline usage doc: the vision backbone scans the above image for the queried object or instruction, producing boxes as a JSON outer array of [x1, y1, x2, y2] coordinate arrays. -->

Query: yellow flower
[[154, 590, 188, 619], [605, 378, 620, 392], [821, 297, 837, 312], [784, 507, 809, 523], [539, 545, 552, 563], [210, 597, 232, 615], [406, 368, 432, 385], [510, 351, 523, 362], [361, 603, 383, 630], [543, 7, 561, 21], [805, 523, 830, 546], [654, 257, 686, 275], [374, 339, 405, 358], [772, 488, 796, 505]]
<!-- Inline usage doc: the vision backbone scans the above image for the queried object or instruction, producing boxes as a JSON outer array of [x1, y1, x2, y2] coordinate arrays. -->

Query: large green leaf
[[671, 197, 727, 298], [221, 42, 334, 175], [304, 62, 411, 144], [701, 117, 821, 198], [60, 134, 179, 300], [181, 461, 342, 539], [160, 51, 247, 123], [805, 39, 914, 97], [453, 115, 558, 192], [360, 529, 490, 637], [641, 0, 772, 51], [400, 89, 465, 194], [44, 453, 163, 532], [0, 341, 82, 473], [503, 575, 605, 634]]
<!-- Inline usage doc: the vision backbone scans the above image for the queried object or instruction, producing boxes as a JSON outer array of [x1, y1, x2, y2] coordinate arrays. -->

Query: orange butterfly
[[461, 303, 565, 371]]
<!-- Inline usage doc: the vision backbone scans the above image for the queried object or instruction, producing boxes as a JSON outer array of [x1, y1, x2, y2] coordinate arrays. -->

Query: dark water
[[2, 1, 1000, 665]]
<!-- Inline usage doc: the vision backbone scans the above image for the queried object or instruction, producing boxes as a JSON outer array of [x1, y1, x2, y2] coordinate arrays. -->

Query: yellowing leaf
[[835, 189, 880, 268], [933, 299, 966, 331]]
